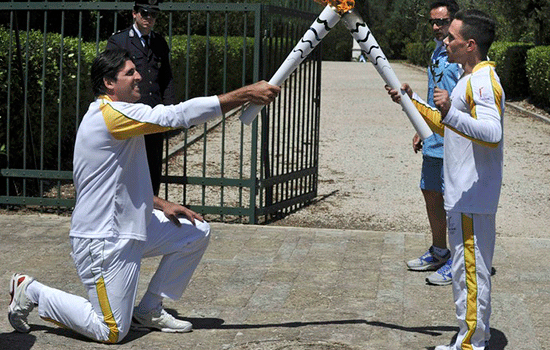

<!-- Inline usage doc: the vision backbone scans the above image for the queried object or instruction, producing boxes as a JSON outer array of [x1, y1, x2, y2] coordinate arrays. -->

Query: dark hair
[[430, 0, 460, 18], [454, 9, 496, 60], [91, 49, 132, 98]]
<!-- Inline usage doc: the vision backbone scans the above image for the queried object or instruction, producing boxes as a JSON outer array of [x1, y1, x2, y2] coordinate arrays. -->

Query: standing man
[[8, 49, 280, 343], [388, 10, 503, 350], [106, 0, 173, 195], [406, 0, 461, 287]]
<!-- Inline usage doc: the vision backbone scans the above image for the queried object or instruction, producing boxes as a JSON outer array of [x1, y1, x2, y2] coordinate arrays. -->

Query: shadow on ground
[[0, 316, 509, 349]]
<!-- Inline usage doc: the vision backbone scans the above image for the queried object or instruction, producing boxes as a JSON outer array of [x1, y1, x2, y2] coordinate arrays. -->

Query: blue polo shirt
[[423, 40, 462, 158]]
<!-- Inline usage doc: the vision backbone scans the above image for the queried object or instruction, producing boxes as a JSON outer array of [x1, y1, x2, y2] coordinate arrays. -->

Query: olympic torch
[[341, 10, 433, 140], [239, 2, 352, 125]]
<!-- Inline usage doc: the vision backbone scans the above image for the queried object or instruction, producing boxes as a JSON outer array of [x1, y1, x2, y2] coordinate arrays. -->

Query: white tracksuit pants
[[448, 212, 496, 350], [35, 209, 210, 343]]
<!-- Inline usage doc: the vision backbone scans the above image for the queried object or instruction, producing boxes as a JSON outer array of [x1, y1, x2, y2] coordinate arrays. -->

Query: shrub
[[0, 27, 256, 197], [0, 28, 97, 174], [322, 25, 352, 62], [405, 41, 435, 67], [525, 46, 550, 107], [0, 29, 256, 170], [489, 42, 534, 99], [170, 35, 255, 100]]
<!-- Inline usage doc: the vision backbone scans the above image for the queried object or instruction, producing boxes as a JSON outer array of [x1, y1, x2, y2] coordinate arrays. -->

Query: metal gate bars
[[0, 1, 323, 224]]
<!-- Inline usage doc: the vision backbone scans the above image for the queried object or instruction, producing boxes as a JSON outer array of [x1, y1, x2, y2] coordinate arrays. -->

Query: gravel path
[[10, 61, 550, 242], [271, 61, 550, 240]]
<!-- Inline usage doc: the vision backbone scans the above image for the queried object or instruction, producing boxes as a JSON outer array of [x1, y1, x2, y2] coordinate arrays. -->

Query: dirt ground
[[4, 61, 549, 242], [269, 61, 550, 241]]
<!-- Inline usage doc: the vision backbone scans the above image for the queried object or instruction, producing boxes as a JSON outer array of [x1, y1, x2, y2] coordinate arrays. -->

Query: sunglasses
[[138, 8, 158, 19], [429, 18, 451, 26]]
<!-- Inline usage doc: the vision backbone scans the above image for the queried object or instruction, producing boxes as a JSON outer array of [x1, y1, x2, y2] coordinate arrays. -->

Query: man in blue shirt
[[406, 0, 461, 286]]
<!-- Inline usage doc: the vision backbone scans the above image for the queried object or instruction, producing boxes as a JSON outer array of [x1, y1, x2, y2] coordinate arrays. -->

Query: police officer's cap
[[134, 0, 161, 11]]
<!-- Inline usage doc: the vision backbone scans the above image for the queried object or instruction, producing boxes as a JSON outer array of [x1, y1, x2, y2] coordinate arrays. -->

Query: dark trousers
[[145, 133, 164, 196]]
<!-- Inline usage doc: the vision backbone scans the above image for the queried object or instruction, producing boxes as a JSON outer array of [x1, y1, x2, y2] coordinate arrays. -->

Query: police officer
[[106, 0, 175, 195]]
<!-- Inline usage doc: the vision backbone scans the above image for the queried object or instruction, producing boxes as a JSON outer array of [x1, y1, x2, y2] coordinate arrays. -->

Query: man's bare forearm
[[217, 81, 280, 114]]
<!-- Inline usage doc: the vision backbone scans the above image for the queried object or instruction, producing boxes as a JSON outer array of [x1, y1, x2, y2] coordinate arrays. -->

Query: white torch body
[[240, 5, 341, 125], [342, 10, 433, 140]]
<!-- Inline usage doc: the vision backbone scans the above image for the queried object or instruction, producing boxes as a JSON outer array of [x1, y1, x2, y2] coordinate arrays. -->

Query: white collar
[[132, 24, 148, 39]]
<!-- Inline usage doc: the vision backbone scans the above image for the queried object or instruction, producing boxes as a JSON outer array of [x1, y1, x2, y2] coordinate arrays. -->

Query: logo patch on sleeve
[[478, 86, 494, 103]]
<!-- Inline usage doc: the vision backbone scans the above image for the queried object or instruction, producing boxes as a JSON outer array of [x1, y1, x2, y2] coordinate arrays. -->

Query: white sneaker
[[8, 273, 36, 333], [426, 258, 453, 285], [406, 246, 450, 271], [131, 306, 192, 333]]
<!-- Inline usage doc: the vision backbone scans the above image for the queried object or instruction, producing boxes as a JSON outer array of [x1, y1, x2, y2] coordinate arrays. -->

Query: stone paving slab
[[0, 215, 547, 350]]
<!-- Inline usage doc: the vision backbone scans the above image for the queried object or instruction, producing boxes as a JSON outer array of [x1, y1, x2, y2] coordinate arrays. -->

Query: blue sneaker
[[406, 246, 450, 271], [426, 258, 452, 285]]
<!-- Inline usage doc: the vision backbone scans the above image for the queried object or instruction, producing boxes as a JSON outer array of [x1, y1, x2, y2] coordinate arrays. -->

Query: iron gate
[[0, 1, 324, 224]]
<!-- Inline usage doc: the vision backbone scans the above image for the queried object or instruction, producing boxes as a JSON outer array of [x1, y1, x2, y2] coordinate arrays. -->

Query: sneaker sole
[[9, 273, 18, 307], [131, 318, 192, 333], [131, 324, 192, 333], [8, 312, 31, 333], [159, 326, 192, 333], [426, 278, 453, 286], [407, 263, 445, 271], [8, 274, 31, 333]]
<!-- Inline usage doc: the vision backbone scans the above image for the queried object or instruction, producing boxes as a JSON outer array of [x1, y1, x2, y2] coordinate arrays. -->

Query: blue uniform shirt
[[423, 40, 461, 158]]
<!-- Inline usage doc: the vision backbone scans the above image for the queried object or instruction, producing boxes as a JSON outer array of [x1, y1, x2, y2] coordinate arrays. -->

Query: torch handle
[[342, 10, 433, 140], [240, 75, 284, 125], [240, 5, 341, 126], [398, 93, 431, 137], [240, 103, 267, 126]]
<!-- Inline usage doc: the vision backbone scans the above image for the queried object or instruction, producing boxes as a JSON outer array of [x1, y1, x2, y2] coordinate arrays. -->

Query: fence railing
[[0, 1, 323, 224]]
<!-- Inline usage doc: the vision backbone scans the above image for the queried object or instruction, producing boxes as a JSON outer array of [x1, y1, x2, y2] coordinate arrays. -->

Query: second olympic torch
[[239, 4, 343, 125], [341, 10, 433, 140]]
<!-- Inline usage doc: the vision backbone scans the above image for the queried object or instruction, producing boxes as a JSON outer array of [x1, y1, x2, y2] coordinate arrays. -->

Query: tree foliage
[[461, 0, 550, 45], [354, 0, 550, 59], [1, 0, 548, 60]]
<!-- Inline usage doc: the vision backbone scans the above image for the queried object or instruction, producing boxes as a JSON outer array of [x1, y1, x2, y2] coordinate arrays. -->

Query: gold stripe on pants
[[461, 213, 476, 350]]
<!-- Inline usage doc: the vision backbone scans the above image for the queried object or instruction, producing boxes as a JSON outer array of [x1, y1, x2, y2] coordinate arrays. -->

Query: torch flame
[[314, 0, 355, 15]]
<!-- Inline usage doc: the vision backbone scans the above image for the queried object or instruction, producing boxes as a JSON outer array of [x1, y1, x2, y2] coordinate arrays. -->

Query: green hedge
[[404, 41, 435, 67], [322, 25, 352, 62], [526, 46, 550, 107], [171, 34, 254, 100], [0, 27, 256, 179], [0, 28, 97, 174], [488, 42, 534, 99]]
